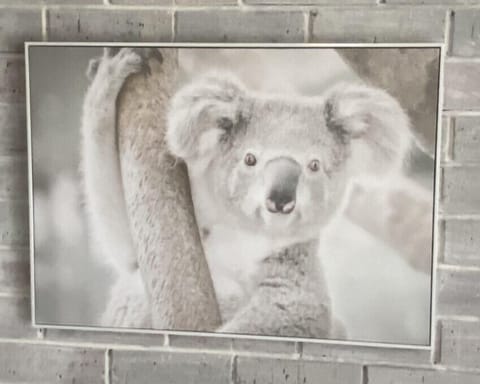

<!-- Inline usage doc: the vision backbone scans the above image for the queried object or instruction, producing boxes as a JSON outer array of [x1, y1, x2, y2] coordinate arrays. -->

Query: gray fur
[[167, 72, 412, 338]]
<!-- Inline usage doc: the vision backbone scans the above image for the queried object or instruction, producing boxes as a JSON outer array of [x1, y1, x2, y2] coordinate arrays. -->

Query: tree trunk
[[338, 48, 440, 155], [116, 48, 221, 331]]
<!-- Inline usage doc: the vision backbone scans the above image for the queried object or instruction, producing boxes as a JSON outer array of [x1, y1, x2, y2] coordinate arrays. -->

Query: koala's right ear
[[167, 73, 247, 160]]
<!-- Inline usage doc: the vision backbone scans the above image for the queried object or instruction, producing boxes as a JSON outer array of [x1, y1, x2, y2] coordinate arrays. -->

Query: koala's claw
[[87, 47, 163, 84]]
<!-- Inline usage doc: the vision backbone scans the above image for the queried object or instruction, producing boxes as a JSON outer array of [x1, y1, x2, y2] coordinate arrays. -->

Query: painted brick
[[111, 0, 172, 4], [47, 9, 172, 42], [444, 61, 480, 110], [235, 357, 362, 384], [302, 343, 431, 365], [368, 365, 480, 383], [0, 342, 104, 383], [0, 155, 27, 199], [385, 0, 479, 3], [0, 248, 29, 294], [176, 0, 236, 5], [0, 8, 42, 53], [235, 356, 299, 384], [310, 8, 445, 43], [440, 320, 480, 369], [452, 117, 480, 163], [111, 350, 231, 384], [231, 338, 296, 355], [300, 360, 362, 384], [441, 166, 480, 214], [168, 334, 232, 350], [0, 296, 36, 339], [175, 10, 305, 42], [437, 267, 480, 317], [45, 329, 165, 347], [0, 0, 101, 3], [451, 10, 480, 57], [0, 200, 29, 246], [443, 219, 480, 266], [246, 0, 374, 3], [0, 103, 27, 152], [0, 55, 25, 103]]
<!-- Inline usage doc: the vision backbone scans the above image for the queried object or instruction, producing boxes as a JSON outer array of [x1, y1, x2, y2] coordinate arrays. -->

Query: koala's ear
[[323, 83, 412, 175], [167, 73, 247, 160]]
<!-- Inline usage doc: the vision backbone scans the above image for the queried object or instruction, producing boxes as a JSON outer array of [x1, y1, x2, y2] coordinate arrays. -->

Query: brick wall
[[0, 0, 479, 383]]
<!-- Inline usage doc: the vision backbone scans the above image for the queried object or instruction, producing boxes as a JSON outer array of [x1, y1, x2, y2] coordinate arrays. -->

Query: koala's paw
[[107, 48, 144, 81], [89, 47, 163, 81], [84, 48, 163, 108]]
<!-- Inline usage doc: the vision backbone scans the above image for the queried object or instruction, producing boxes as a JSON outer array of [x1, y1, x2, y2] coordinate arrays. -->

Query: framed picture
[[26, 43, 443, 348]]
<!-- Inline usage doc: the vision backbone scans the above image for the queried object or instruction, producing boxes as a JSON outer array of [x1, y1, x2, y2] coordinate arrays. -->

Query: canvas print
[[27, 44, 441, 346]]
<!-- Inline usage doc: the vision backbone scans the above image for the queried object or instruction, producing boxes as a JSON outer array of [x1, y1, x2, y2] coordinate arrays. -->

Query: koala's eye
[[308, 159, 320, 172], [244, 153, 257, 167]]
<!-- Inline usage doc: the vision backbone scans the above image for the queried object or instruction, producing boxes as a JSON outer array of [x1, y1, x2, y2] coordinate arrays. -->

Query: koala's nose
[[264, 157, 301, 215], [266, 192, 296, 214]]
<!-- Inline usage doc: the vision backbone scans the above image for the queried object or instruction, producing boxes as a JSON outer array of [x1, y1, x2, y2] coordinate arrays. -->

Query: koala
[[167, 72, 412, 337], [82, 47, 413, 337]]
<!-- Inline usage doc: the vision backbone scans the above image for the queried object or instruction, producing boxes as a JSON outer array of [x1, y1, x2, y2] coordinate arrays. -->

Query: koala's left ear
[[323, 83, 412, 175]]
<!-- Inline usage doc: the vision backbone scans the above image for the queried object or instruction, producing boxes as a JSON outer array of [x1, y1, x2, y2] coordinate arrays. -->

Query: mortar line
[[436, 314, 480, 322], [230, 355, 238, 384], [41, 6, 48, 42], [443, 110, 480, 116], [437, 263, 480, 272], [432, 321, 442, 365], [439, 161, 480, 167], [171, 9, 177, 42], [446, 115, 454, 161], [439, 213, 480, 220], [362, 365, 369, 384], [444, 8, 453, 55], [303, 11, 310, 43], [104, 349, 112, 384]]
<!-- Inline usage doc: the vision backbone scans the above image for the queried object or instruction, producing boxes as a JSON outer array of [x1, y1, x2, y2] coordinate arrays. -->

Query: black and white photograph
[[27, 44, 441, 346]]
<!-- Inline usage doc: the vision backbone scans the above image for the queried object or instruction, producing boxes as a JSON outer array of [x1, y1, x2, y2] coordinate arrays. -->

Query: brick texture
[[0, 248, 29, 294], [442, 219, 480, 266], [450, 10, 480, 57], [439, 320, 480, 369], [301, 343, 432, 365], [437, 267, 480, 317], [0, 8, 42, 53], [0, 103, 27, 152], [452, 117, 480, 163], [175, 10, 305, 42], [444, 61, 480, 110], [111, 351, 232, 384], [247, 0, 374, 3], [441, 166, 480, 214], [47, 9, 173, 42], [0, 56, 25, 103], [236, 357, 363, 384], [0, 343, 105, 383], [0, 200, 29, 246], [0, 296, 36, 339], [367, 365, 480, 384], [44, 329, 165, 348], [176, 0, 236, 5], [0, 1, 479, 383], [310, 8, 445, 43], [0, 155, 28, 199]]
